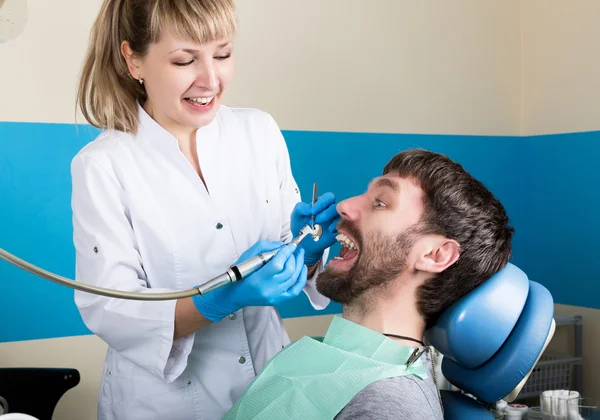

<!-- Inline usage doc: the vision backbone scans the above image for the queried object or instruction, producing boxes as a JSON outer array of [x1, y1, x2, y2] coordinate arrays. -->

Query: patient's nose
[[337, 197, 360, 222]]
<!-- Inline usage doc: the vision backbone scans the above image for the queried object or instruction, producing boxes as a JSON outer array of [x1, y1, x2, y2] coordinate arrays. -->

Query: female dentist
[[71, 0, 339, 418]]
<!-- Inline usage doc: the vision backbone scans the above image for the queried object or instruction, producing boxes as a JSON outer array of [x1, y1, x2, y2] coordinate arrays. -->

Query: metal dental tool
[[311, 182, 323, 241], [0, 225, 315, 301]]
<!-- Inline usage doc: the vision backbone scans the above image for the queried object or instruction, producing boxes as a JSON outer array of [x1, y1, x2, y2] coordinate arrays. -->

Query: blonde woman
[[72, 0, 340, 418]]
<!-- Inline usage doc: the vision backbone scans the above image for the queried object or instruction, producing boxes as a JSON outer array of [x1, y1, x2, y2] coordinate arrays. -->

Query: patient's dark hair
[[383, 149, 514, 329]]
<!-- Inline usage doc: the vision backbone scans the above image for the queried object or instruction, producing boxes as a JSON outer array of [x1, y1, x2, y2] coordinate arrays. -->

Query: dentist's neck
[[342, 281, 426, 347]]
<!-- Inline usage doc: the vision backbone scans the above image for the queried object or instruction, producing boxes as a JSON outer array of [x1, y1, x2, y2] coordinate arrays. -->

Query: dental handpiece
[[0, 225, 316, 301], [197, 224, 314, 294]]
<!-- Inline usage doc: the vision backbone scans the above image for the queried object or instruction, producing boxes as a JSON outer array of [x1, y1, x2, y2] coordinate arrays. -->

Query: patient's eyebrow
[[369, 177, 400, 193]]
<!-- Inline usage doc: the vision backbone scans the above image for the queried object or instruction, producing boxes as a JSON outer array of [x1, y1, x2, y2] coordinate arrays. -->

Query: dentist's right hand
[[192, 241, 308, 322]]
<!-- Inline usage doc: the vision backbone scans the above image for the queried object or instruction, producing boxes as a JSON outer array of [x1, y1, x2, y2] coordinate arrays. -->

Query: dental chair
[[0, 367, 80, 420], [425, 262, 555, 420]]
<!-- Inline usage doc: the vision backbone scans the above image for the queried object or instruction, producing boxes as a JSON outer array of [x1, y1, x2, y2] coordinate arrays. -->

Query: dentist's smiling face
[[122, 25, 234, 138], [316, 175, 426, 304]]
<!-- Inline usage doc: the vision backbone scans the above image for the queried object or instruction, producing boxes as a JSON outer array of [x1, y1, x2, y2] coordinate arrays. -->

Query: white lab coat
[[71, 104, 330, 420]]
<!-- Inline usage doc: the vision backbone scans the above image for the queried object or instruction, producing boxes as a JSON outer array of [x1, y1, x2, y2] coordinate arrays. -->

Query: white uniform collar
[[134, 101, 220, 153]]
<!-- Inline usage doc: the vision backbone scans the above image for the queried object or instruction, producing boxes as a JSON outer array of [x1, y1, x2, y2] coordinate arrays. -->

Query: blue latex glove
[[291, 192, 341, 266], [192, 241, 308, 322]]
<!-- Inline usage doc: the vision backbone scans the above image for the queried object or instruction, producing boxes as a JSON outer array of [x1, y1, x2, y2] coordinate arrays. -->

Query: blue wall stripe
[[518, 132, 600, 309], [1, 121, 586, 343]]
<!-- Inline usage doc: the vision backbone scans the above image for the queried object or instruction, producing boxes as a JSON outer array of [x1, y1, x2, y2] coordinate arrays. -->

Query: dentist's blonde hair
[[77, 0, 237, 134]]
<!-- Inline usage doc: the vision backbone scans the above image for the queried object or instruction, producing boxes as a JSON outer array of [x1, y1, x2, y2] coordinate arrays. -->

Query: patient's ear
[[414, 236, 460, 273]]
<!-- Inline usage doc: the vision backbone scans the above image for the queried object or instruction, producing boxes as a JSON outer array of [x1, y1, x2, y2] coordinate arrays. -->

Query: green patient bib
[[224, 316, 427, 420]]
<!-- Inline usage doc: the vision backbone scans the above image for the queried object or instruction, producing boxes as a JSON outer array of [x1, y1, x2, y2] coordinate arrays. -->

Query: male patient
[[224, 149, 514, 420]]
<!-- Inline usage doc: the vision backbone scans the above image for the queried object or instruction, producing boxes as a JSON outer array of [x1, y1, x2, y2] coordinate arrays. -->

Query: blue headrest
[[425, 263, 555, 404], [425, 263, 530, 369]]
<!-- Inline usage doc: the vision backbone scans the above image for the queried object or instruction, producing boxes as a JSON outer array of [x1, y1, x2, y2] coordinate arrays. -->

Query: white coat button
[[216, 222, 223, 230], [229, 313, 237, 320], [238, 356, 246, 364]]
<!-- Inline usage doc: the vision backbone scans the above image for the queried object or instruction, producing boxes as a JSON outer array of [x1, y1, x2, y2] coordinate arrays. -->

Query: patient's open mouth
[[330, 232, 359, 269]]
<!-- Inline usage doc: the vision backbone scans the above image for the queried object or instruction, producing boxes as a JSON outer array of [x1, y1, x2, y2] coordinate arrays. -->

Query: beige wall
[[0, 0, 28, 43], [0, 0, 101, 124], [522, 0, 600, 135], [229, 0, 522, 135], [0, 0, 522, 136]]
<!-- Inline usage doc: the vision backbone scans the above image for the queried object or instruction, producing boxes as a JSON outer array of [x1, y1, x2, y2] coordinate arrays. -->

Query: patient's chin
[[316, 265, 343, 285], [316, 266, 359, 304]]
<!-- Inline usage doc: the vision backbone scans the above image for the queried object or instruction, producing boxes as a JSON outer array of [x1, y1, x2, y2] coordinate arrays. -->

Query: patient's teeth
[[336, 233, 356, 250]]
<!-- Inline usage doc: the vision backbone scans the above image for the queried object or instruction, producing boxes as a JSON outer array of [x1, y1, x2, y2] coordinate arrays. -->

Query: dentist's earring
[[139, 77, 144, 85]]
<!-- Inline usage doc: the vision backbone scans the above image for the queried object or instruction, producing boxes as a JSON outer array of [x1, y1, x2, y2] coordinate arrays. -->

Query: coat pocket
[[103, 373, 200, 420], [101, 353, 200, 419]]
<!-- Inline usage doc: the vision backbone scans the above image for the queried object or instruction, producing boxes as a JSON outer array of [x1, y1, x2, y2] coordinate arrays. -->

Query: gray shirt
[[335, 349, 444, 420]]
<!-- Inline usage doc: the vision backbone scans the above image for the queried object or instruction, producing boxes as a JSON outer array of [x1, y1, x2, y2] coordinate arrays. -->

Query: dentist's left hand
[[291, 192, 341, 266], [192, 241, 308, 322]]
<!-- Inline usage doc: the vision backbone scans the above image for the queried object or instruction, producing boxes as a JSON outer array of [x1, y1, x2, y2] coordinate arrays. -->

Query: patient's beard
[[316, 222, 418, 305]]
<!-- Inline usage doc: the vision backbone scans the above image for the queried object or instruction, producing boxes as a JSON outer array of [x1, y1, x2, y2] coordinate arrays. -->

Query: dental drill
[[0, 225, 317, 302], [198, 224, 314, 295]]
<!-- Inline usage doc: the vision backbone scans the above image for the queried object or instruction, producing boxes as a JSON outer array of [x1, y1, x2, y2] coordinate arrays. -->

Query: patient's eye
[[374, 199, 387, 208]]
